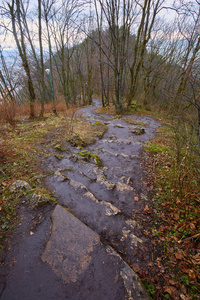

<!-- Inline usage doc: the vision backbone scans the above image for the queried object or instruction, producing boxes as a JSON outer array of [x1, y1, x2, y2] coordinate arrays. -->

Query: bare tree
[[50, 0, 83, 106], [174, 1, 200, 109], [127, 0, 164, 108], [95, 0, 136, 112], [3, 0, 36, 119]]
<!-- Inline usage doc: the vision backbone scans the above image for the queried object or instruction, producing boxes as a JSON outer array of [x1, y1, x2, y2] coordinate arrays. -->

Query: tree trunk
[[38, 0, 45, 118], [9, 0, 36, 119]]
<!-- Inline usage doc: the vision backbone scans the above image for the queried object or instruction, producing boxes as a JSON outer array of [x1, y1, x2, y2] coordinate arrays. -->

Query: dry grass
[[0, 100, 70, 125], [94, 103, 116, 115]]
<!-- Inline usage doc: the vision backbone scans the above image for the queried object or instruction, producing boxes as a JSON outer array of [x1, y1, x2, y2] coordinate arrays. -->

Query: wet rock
[[108, 135, 117, 140], [125, 219, 137, 229], [126, 177, 132, 185], [32, 174, 45, 182], [116, 182, 134, 192], [120, 153, 129, 158], [96, 174, 116, 190], [120, 264, 149, 300], [26, 193, 50, 208], [131, 127, 145, 135], [69, 179, 88, 192], [41, 205, 100, 283], [93, 167, 116, 190], [106, 246, 150, 300], [84, 191, 98, 203], [10, 180, 31, 194], [103, 202, 120, 216], [129, 233, 143, 247], [69, 154, 78, 162], [42, 205, 148, 299], [101, 149, 118, 157], [114, 124, 126, 128], [120, 176, 126, 183], [54, 170, 68, 182], [130, 154, 139, 159], [84, 191, 121, 216], [120, 228, 143, 247]]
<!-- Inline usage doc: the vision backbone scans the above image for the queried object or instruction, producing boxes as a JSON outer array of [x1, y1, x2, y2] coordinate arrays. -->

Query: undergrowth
[[144, 118, 200, 299]]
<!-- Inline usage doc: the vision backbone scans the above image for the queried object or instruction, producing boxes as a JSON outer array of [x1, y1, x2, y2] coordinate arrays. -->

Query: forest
[[0, 0, 200, 299], [0, 0, 199, 121]]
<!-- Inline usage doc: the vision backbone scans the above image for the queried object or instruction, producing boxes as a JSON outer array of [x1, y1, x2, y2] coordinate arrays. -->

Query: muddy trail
[[1, 100, 160, 300]]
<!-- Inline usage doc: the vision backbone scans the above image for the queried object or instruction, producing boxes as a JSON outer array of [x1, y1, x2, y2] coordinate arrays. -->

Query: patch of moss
[[67, 134, 87, 147], [54, 144, 68, 152], [55, 154, 63, 160], [144, 142, 170, 154], [111, 115, 122, 120], [75, 150, 102, 167], [132, 127, 145, 135], [123, 118, 148, 127]]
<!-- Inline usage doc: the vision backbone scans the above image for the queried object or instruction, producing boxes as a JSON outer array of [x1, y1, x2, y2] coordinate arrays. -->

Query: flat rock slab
[[41, 205, 149, 300], [41, 204, 100, 283]]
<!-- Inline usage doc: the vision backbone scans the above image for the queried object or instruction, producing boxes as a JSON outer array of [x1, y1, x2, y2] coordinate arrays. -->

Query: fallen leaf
[[30, 231, 34, 235], [148, 262, 154, 268], [173, 213, 179, 220], [132, 263, 140, 272], [160, 213, 165, 218], [168, 279, 178, 286], [144, 205, 149, 214], [180, 293, 192, 300], [164, 286, 177, 296], [188, 269, 196, 282], [175, 250, 184, 260], [178, 261, 189, 273], [143, 230, 149, 236], [148, 185, 154, 191], [190, 223, 196, 230], [134, 196, 139, 201], [159, 225, 166, 232], [192, 253, 200, 265]]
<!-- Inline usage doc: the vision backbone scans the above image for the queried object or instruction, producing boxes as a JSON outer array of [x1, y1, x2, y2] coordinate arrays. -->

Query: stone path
[[1, 100, 159, 299]]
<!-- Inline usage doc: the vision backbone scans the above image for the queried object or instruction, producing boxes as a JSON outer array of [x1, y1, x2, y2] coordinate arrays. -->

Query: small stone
[[10, 180, 31, 193], [120, 176, 126, 183], [126, 177, 132, 185], [116, 182, 134, 192], [54, 170, 67, 182], [131, 128, 145, 135], [114, 124, 125, 128], [28, 193, 50, 208]]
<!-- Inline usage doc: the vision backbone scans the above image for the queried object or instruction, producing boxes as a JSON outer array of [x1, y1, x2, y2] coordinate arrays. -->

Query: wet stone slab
[[41, 205, 150, 300], [41, 205, 100, 283]]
